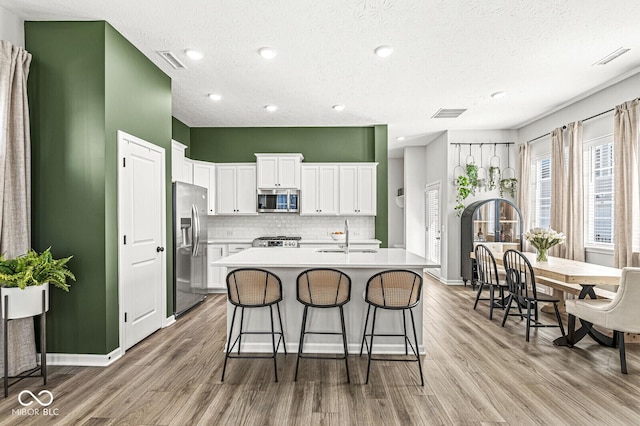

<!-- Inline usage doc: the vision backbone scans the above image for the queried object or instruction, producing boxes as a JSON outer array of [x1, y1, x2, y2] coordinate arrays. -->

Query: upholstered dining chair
[[501, 249, 565, 342], [565, 267, 640, 374]]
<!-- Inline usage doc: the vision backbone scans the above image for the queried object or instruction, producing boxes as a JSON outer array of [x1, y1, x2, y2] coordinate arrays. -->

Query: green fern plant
[[0, 247, 76, 291]]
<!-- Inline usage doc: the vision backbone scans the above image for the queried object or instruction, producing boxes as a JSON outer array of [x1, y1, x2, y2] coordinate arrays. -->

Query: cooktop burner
[[252, 236, 301, 247], [255, 236, 301, 241]]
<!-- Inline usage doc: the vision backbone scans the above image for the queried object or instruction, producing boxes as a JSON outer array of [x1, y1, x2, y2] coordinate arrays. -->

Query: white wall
[[0, 6, 24, 47], [517, 70, 640, 267], [445, 130, 519, 283], [387, 157, 404, 247], [404, 145, 426, 256]]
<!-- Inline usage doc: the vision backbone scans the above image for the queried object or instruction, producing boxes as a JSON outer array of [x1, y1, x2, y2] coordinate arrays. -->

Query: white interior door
[[425, 183, 441, 266], [118, 131, 166, 351]]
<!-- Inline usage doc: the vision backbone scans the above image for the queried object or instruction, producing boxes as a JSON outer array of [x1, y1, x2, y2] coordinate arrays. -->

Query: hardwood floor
[[2, 274, 640, 425]]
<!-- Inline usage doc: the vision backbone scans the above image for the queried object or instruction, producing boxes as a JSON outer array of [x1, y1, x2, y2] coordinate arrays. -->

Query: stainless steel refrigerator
[[173, 182, 208, 316]]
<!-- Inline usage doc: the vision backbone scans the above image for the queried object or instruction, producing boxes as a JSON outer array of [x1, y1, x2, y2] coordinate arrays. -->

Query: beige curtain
[[564, 121, 584, 261], [0, 41, 36, 377], [613, 99, 640, 268], [517, 142, 531, 251], [550, 127, 566, 258]]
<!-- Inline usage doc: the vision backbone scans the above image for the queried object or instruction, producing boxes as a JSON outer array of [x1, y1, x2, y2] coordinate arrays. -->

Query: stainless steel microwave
[[257, 189, 299, 213]]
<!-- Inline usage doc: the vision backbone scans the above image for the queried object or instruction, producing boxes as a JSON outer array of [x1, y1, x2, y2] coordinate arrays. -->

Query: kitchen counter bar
[[214, 248, 438, 355]]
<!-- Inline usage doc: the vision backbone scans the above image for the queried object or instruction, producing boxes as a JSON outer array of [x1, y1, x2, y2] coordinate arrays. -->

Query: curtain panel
[[0, 41, 36, 377], [613, 99, 640, 268], [565, 121, 584, 261], [550, 127, 566, 258], [517, 142, 531, 251]]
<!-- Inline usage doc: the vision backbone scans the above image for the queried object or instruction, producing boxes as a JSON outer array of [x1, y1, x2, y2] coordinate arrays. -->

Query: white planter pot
[[0, 283, 50, 319]]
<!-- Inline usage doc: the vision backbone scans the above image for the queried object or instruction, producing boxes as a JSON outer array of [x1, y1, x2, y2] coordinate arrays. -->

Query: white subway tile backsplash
[[207, 214, 375, 240]]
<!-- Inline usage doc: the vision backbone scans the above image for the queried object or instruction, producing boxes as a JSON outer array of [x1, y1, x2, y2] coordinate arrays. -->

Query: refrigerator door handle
[[191, 204, 199, 257]]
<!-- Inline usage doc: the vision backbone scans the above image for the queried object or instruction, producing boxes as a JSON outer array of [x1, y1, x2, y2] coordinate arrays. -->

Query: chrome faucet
[[344, 219, 350, 254]]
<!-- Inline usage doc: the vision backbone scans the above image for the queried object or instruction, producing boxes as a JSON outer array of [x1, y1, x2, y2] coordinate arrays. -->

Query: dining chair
[[221, 268, 287, 382], [294, 268, 351, 382], [501, 250, 565, 342], [565, 267, 640, 373], [360, 269, 424, 386], [473, 244, 508, 320]]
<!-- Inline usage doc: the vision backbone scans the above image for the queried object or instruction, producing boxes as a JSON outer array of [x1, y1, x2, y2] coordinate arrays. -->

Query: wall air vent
[[431, 108, 467, 118], [593, 47, 630, 66], [156, 51, 187, 70]]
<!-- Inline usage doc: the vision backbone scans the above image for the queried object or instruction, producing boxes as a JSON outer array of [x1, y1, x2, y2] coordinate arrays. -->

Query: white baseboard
[[230, 342, 426, 356], [425, 270, 464, 286], [38, 347, 122, 367], [163, 315, 176, 328], [207, 288, 226, 294]]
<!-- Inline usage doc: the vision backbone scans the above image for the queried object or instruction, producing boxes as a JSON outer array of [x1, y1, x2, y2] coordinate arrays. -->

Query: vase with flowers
[[523, 227, 566, 262]]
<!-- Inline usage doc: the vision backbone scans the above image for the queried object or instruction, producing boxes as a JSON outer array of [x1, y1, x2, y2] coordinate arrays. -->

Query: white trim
[[585, 246, 614, 255], [39, 347, 123, 367], [163, 315, 176, 328], [117, 130, 167, 354]]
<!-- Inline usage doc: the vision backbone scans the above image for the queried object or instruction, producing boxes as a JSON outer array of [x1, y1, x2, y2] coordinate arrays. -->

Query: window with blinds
[[426, 187, 441, 264], [530, 157, 551, 228], [584, 137, 614, 245]]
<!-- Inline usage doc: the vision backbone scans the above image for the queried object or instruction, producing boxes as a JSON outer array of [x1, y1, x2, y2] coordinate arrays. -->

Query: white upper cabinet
[[300, 164, 339, 215], [192, 160, 216, 214], [216, 163, 257, 215], [339, 163, 377, 215], [171, 140, 187, 182], [255, 153, 303, 189], [182, 158, 194, 184]]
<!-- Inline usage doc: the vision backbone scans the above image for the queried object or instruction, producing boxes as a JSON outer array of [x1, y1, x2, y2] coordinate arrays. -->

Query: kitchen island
[[213, 248, 438, 354]]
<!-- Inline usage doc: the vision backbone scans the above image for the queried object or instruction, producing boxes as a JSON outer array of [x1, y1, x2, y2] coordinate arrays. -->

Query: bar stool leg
[[360, 304, 371, 356], [294, 306, 309, 381], [365, 307, 378, 384], [402, 309, 408, 355], [410, 308, 425, 386], [338, 305, 350, 383], [238, 307, 245, 355], [276, 302, 287, 355], [269, 305, 278, 382], [221, 305, 238, 382]]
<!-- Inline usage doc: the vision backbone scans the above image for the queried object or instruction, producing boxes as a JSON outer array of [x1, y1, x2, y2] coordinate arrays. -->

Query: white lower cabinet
[[207, 242, 252, 291]]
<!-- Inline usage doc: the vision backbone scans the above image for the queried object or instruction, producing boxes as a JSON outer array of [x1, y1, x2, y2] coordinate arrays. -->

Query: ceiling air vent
[[593, 47, 630, 66], [156, 51, 187, 70], [431, 108, 467, 118]]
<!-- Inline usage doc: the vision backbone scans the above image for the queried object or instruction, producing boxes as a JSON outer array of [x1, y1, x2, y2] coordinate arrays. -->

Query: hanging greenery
[[455, 163, 479, 217], [499, 178, 518, 198], [488, 166, 501, 190]]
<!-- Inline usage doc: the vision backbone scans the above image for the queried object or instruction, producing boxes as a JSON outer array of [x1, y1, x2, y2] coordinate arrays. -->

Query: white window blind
[[584, 137, 614, 245], [530, 157, 551, 228]]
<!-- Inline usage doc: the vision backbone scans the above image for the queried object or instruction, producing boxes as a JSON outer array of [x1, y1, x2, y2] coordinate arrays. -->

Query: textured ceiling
[[3, 0, 640, 157]]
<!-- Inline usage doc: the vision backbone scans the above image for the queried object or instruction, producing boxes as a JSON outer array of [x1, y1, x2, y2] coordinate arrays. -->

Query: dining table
[[470, 249, 622, 347]]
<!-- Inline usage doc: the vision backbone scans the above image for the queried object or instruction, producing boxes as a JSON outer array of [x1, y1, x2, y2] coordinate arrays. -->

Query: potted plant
[[488, 166, 500, 190], [0, 247, 75, 319], [499, 177, 518, 198]]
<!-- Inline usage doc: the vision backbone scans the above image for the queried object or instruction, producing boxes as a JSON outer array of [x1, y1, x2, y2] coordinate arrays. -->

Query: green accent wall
[[190, 127, 375, 162], [172, 117, 191, 156], [190, 126, 388, 246], [27, 21, 172, 354]]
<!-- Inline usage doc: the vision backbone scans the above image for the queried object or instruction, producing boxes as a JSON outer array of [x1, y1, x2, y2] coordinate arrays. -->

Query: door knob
[[157, 246, 165, 252]]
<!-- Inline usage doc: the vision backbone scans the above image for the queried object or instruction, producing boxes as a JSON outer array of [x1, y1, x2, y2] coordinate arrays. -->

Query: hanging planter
[[455, 163, 479, 217], [499, 144, 518, 198]]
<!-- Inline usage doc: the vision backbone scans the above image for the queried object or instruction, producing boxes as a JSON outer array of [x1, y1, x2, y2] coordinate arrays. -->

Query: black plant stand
[[2, 289, 47, 398]]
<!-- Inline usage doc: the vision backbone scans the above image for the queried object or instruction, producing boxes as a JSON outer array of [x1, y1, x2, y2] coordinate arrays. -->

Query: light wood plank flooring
[[2, 274, 640, 425]]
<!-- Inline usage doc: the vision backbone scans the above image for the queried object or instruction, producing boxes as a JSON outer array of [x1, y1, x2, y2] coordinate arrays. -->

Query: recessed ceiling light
[[208, 93, 222, 101], [332, 104, 345, 111], [185, 49, 204, 60], [265, 105, 278, 112], [491, 91, 506, 99], [396, 136, 405, 141], [258, 47, 277, 59], [374, 45, 393, 58]]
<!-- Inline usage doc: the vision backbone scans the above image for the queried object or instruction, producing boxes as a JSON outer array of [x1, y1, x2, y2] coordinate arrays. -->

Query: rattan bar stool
[[295, 268, 351, 383], [221, 268, 287, 382], [359, 269, 424, 386]]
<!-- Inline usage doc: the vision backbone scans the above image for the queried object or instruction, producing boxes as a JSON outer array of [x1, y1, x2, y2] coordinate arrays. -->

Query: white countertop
[[212, 247, 438, 269], [207, 238, 253, 244], [207, 238, 381, 245]]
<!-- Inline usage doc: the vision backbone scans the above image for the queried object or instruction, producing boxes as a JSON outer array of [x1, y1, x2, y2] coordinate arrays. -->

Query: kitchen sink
[[314, 248, 378, 253]]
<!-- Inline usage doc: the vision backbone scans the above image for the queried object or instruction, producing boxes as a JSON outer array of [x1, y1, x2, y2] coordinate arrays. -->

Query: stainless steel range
[[252, 236, 301, 248]]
